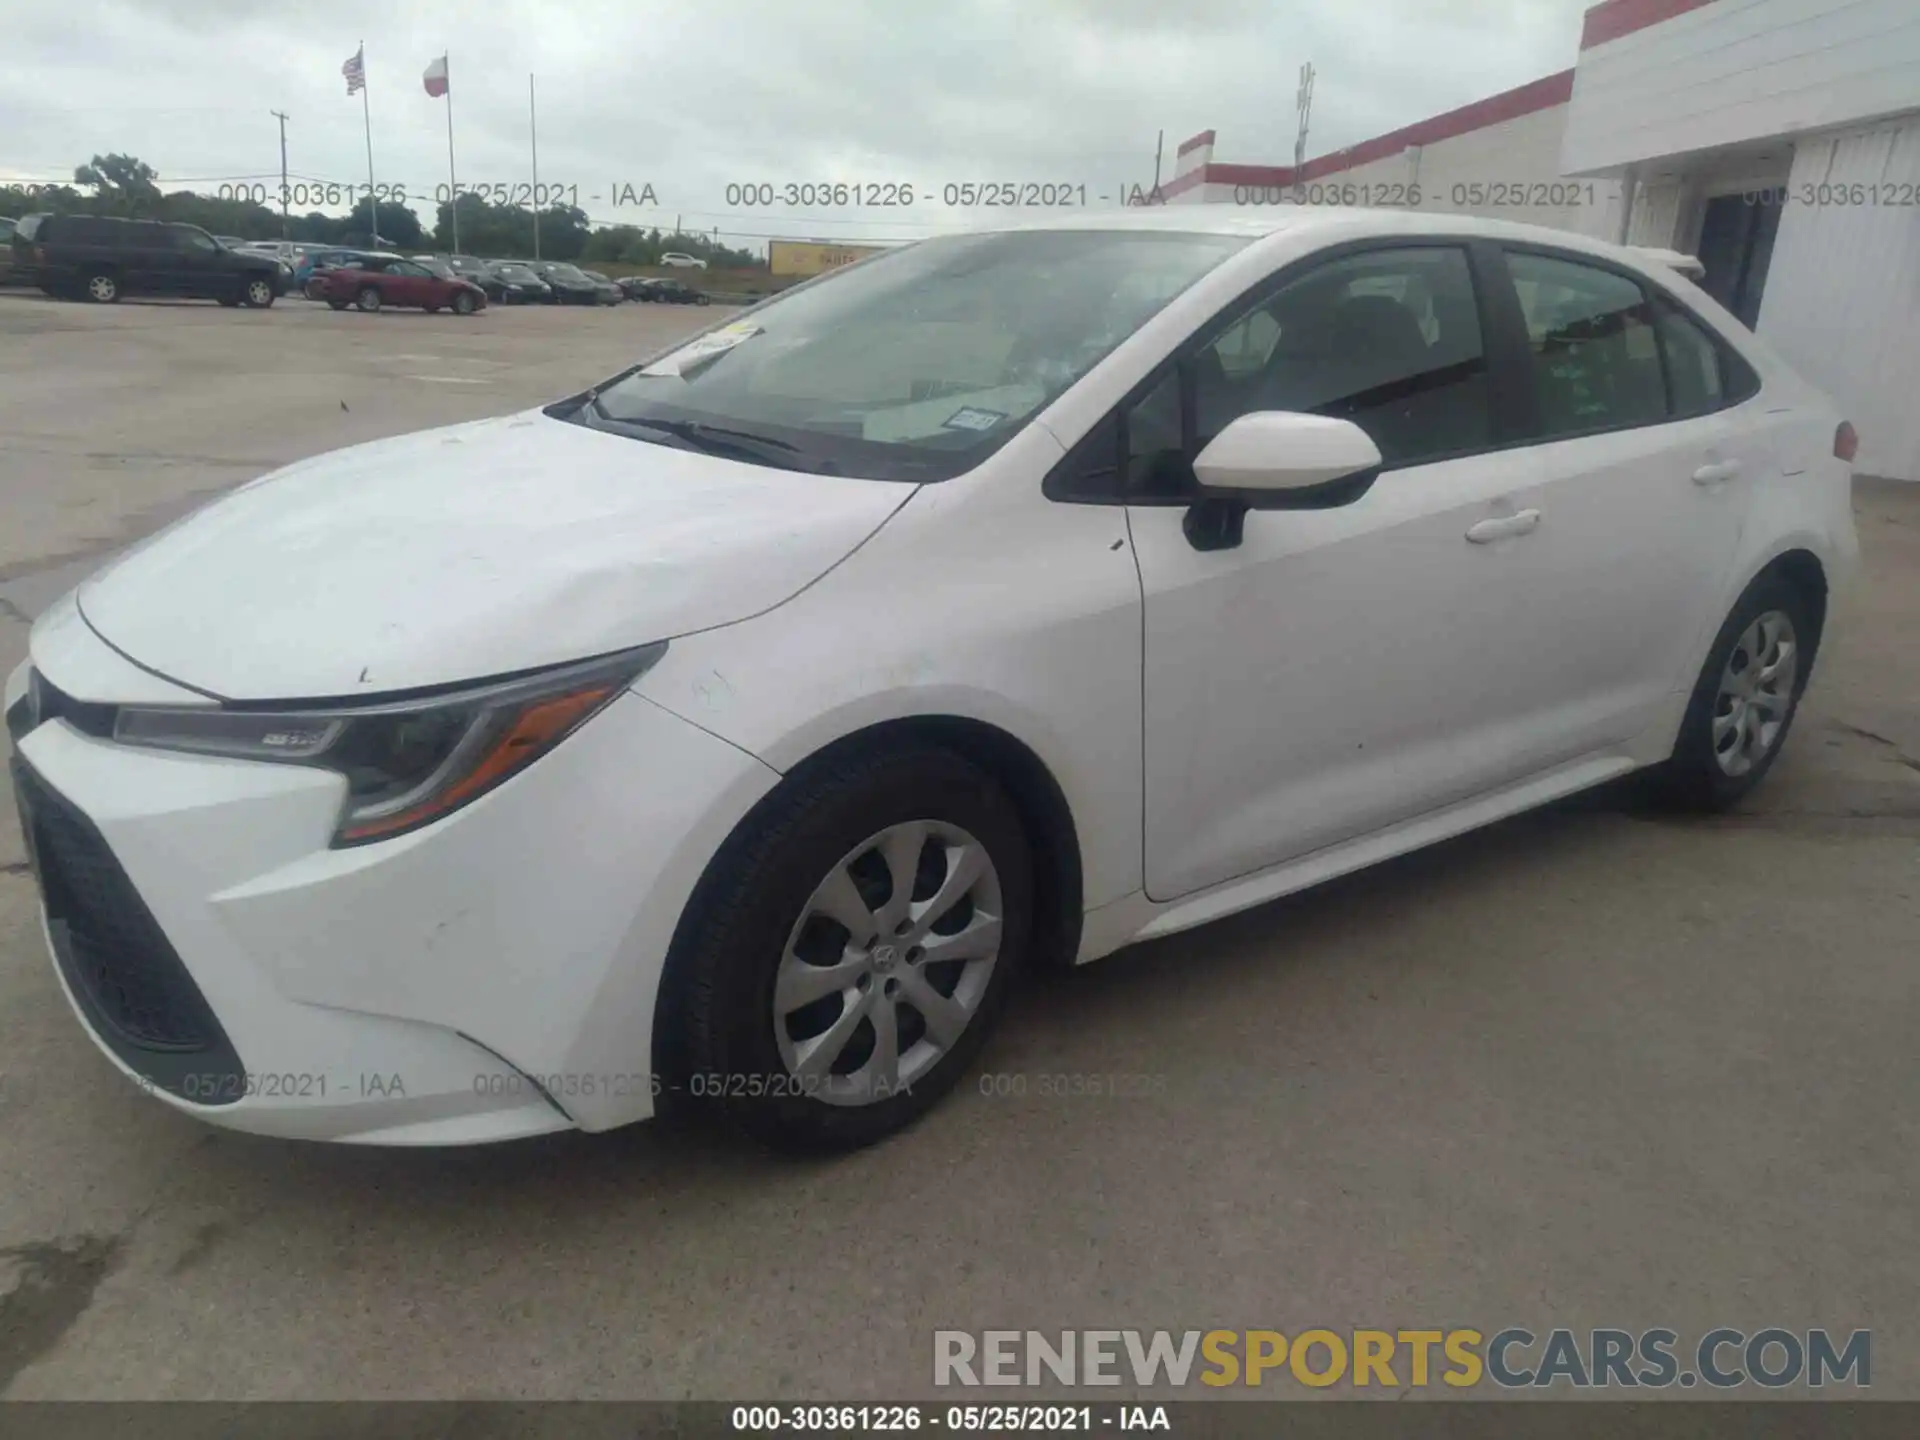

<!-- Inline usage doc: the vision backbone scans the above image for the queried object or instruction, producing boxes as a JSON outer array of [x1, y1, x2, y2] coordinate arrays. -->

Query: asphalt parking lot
[[1, 290, 1917, 1402]]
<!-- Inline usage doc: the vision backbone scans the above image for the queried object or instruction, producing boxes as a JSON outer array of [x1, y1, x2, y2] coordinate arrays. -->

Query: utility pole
[[529, 73, 541, 259], [1293, 62, 1316, 199], [1152, 129, 1164, 194], [272, 110, 290, 239]]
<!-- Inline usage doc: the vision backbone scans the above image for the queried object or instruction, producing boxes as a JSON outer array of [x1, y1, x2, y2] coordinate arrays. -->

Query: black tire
[[661, 743, 1033, 1153], [1644, 572, 1819, 811], [355, 286, 382, 313], [452, 290, 476, 315], [82, 269, 120, 304], [241, 277, 276, 308]]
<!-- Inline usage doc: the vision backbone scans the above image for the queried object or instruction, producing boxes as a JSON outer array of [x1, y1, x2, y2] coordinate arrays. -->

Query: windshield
[[417, 258, 455, 278], [545, 264, 588, 280], [494, 264, 537, 280], [581, 228, 1247, 482]]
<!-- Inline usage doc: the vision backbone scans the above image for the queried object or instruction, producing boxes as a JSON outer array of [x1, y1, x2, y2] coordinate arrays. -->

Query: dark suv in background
[[10, 214, 283, 306]]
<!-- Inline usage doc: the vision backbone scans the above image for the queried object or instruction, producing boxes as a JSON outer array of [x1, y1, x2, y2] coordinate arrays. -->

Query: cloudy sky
[[5, 0, 1598, 246]]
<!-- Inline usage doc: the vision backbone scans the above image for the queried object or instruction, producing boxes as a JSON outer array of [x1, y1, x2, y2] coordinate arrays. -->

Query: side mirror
[[1183, 412, 1383, 552]]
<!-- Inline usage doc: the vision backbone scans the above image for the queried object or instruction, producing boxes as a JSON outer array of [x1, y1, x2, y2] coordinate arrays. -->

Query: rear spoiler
[[1627, 246, 1706, 280]]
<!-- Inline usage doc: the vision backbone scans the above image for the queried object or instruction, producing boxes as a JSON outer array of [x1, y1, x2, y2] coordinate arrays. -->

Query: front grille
[[10, 756, 244, 1103]]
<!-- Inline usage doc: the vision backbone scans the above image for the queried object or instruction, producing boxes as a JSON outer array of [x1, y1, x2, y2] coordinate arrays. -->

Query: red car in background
[[316, 255, 486, 315]]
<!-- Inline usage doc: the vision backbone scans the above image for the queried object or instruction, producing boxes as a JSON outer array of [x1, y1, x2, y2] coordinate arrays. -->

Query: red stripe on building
[[1294, 68, 1575, 182], [1175, 129, 1216, 158], [1580, 0, 1719, 50]]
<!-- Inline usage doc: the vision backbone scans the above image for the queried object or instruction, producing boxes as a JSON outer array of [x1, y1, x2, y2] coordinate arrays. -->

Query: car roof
[[942, 205, 1692, 277]]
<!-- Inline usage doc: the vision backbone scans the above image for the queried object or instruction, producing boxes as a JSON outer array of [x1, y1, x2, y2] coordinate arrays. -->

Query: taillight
[[1833, 422, 1858, 463]]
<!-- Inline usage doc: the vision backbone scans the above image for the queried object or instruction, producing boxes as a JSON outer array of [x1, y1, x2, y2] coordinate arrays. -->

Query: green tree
[[73, 153, 162, 215], [339, 194, 424, 250], [429, 194, 589, 259]]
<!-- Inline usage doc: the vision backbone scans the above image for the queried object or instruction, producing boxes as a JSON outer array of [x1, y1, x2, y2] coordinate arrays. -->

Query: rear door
[[1490, 246, 1761, 747]]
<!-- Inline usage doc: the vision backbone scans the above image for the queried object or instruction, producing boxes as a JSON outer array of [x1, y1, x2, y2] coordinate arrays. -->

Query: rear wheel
[[1645, 573, 1817, 810], [662, 744, 1032, 1153], [83, 270, 120, 303], [355, 286, 382, 313]]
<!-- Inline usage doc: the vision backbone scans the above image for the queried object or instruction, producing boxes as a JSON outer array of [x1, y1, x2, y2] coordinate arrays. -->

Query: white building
[[1163, 0, 1920, 480]]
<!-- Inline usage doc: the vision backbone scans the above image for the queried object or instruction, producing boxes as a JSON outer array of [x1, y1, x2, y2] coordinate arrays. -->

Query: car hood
[[76, 411, 913, 701]]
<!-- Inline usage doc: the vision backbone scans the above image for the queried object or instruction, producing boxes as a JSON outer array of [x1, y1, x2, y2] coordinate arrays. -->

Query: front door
[[1129, 242, 1571, 901]]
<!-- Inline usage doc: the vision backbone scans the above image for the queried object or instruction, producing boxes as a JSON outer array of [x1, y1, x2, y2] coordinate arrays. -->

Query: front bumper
[[8, 644, 780, 1144]]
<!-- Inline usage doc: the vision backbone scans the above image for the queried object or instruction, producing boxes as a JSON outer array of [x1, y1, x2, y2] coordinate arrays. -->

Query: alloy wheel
[[1712, 609, 1798, 777], [774, 820, 1004, 1107], [87, 274, 117, 302]]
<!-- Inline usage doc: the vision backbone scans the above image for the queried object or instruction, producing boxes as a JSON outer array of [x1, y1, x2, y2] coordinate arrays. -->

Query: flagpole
[[443, 52, 460, 254], [529, 73, 541, 260], [359, 42, 379, 247]]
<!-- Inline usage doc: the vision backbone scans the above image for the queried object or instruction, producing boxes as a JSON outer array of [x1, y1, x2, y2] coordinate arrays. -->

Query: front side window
[[168, 227, 218, 254], [581, 228, 1250, 481], [1506, 251, 1665, 438], [1064, 243, 1492, 500], [1192, 245, 1490, 468]]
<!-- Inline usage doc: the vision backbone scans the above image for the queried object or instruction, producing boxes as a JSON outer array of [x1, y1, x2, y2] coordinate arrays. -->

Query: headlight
[[112, 644, 665, 846]]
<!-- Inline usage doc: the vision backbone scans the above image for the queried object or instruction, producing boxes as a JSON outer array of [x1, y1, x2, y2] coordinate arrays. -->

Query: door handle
[[1692, 460, 1741, 485], [1465, 509, 1541, 544]]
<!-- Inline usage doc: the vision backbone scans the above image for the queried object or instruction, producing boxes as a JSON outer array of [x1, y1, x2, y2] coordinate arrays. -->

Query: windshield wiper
[[584, 411, 831, 474]]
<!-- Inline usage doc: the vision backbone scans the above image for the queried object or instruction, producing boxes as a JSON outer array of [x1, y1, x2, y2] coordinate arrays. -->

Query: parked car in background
[[314, 254, 486, 314], [294, 248, 389, 295], [579, 269, 625, 305], [529, 261, 602, 304], [478, 261, 552, 304], [10, 213, 281, 306], [409, 255, 464, 281], [658, 252, 708, 270], [0, 218, 21, 286], [628, 276, 710, 305]]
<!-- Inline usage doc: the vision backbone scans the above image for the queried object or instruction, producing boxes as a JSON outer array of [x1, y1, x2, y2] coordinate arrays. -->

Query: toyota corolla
[[5, 210, 1859, 1151]]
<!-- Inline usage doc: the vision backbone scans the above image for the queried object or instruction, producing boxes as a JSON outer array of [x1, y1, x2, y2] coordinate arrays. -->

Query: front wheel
[[662, 744, 1032, 1153], [1646, 574, 1817, 810], [355, 286, 382, 313], [242, 277, 275, 308], [452, 290, 476, 315]]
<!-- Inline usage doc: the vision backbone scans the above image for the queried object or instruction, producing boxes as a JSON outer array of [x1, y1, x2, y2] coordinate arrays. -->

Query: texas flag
[[423, 55, 449, 97]]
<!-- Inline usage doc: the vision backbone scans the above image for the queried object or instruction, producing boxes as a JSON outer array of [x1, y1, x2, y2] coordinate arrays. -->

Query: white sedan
[[658, 252, 708, 269], [5, 209, 1859, 1150]]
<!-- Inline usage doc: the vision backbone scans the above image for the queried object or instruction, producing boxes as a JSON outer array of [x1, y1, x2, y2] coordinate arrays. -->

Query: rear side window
[[1653, 294, 1760, 414], [1506, 251, 1665, 438], [1654, 297, 1723, 416]]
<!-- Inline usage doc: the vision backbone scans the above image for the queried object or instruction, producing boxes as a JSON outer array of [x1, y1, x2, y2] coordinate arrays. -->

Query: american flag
[[342, 46, 365, 95]]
